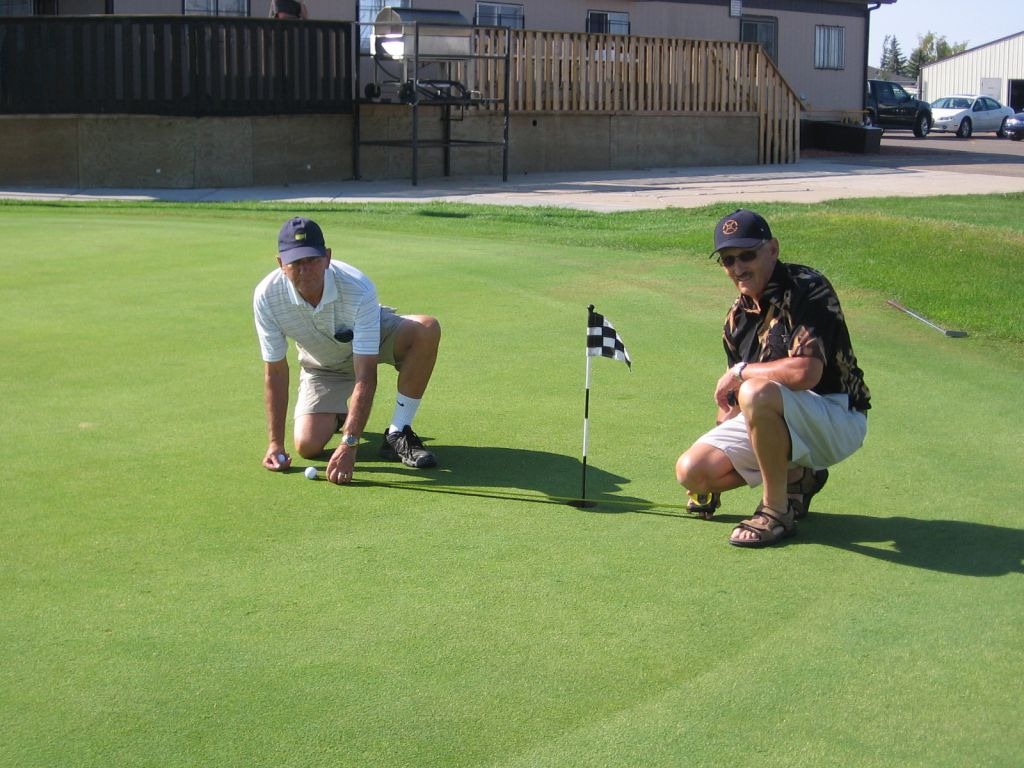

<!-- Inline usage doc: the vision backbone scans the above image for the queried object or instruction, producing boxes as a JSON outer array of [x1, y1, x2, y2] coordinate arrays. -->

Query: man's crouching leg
[[294, 413, 344, 460], [676, 443, 745, 519], [381, 315, 442, 469]]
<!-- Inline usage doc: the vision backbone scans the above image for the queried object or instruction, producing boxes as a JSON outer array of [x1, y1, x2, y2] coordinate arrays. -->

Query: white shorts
[[696, 389, 867, 487]]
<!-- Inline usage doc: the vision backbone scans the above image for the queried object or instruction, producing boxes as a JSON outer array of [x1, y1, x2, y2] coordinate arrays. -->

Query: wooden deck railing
[[466, 29, 801, 164], [0, 19, 798, 164], [0, 17, 353, 117]]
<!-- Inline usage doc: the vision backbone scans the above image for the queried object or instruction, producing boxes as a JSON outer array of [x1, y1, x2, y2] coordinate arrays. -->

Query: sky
[[867, 0, 1024, 69]]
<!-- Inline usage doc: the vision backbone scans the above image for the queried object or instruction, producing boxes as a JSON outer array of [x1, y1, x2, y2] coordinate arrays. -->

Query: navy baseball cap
[[278, 217, 327, 264], [710, 209, 772, 257]]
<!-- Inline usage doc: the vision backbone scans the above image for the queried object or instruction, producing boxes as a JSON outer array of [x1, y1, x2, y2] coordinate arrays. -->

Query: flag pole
[[571, 305, 597, 508], [582, 348, 592, 500]]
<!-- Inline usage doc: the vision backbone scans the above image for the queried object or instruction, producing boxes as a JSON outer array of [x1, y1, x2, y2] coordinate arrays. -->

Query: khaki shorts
[[295, 307, 403, 417], [696, 389, 867, 487]]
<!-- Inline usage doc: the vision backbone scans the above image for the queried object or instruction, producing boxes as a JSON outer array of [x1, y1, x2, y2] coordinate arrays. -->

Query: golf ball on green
[[304, 466, 318, 480]]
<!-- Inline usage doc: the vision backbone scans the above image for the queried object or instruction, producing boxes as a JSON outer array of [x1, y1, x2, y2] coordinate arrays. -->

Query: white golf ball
[[276, 453, 288, 465], [304, 466, 318, 480]]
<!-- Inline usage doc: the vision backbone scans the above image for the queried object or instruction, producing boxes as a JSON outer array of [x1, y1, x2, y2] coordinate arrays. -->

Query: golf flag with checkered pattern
[[587, 307, 632, 370], [576, 306, 631, 507]]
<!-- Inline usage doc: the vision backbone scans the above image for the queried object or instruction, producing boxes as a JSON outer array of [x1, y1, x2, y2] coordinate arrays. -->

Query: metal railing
[[0, 16, 353, 116]]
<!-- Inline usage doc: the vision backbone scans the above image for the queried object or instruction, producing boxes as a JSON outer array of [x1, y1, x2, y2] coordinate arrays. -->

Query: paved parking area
[[832, 132, 1024, 177]]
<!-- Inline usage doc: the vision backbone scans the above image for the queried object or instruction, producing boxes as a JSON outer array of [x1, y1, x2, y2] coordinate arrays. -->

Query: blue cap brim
[[279, 245, 327, 264]]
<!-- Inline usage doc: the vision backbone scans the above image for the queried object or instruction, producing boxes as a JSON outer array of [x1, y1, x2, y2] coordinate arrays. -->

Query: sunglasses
[[717, 241, 766, 268]]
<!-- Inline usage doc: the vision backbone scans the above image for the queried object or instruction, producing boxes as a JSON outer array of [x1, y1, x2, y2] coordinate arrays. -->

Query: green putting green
[[2, 196, 1022, 768]]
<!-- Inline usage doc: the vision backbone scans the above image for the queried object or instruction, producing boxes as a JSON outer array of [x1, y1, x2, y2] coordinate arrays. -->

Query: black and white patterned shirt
[[723, 260, 871, 413]]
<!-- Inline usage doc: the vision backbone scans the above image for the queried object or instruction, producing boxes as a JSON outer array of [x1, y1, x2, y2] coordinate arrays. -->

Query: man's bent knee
[[676, 448, 713, 489], [676, 442, 740, 492], [294, 428, 331, 459], [737, 378, 784, 416], [294, 413, 339, 459], [406, 315, 441, 345], [295, 441, 325, 460]]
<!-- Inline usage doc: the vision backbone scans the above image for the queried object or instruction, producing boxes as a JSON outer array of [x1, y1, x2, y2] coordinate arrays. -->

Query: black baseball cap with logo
[[710, 209, 772, 257]]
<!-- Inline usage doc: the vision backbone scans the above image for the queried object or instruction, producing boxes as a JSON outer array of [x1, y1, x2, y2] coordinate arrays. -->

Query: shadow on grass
[[804, 513, 1024, 577], [351, 442, 684, 516]]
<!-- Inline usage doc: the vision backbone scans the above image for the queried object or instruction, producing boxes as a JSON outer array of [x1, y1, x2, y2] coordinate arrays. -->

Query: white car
[[929, 95, 1016, 138]]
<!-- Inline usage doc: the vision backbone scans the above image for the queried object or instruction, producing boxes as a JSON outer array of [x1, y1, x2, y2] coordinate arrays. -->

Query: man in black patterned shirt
[[675, 209, 870, 548]]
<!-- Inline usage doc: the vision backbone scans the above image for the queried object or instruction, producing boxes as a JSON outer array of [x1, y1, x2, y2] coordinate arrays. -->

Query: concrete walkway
[[3, 150, 1023, 212]]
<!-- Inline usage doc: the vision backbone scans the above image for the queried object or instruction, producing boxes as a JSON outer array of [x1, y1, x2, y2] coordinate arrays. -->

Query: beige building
[[3, 0, 894, 121], [0, 1, 894, 186]]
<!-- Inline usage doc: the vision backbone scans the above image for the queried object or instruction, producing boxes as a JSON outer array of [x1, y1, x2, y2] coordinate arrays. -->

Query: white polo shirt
[[253, 260, 381, 371]]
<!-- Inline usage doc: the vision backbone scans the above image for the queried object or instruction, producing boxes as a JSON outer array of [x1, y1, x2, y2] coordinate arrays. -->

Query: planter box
[[801, 121, 882, 153]]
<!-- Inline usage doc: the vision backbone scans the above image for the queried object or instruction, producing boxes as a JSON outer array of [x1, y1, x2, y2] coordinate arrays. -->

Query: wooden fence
[[466, 29, 801, 164]]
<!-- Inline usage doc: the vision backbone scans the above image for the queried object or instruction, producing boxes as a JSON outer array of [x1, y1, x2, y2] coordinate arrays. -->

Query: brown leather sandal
[[729, 500, 797, 548], [787, 467, 829, 520]]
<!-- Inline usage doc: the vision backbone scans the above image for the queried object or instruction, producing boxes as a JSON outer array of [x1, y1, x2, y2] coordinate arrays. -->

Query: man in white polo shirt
[[254, 217, 441, 484]]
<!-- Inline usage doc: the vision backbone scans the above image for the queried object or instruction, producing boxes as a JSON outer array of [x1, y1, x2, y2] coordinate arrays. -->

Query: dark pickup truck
[[865, 79, 932, 137]]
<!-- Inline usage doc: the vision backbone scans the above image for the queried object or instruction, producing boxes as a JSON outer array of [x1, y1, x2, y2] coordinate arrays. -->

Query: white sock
[[389, 395, 421, 433]]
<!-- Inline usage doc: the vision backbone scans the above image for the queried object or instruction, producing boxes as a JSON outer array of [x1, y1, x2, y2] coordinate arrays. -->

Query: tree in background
[[878, 34, 907, 75], [906, 46, 928, 79], [906, 32, 968, 77]]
